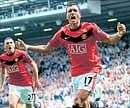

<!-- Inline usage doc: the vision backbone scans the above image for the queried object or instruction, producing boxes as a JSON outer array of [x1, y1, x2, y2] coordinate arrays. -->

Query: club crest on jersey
[[2, 61, 6, 64], [15, 58, 18, 62], [68, 44, 87, 54], [81, 34, 87, 40]]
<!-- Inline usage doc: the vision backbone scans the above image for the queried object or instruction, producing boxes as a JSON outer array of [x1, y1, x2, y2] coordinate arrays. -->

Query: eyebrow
[[68, 9, 78, 12], [6, 41, 13, 44]]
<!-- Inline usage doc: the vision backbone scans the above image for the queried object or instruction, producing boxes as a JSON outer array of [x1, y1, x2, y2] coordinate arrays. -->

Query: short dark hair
[[4, 37, 14, 44], [66, 2, 81, 13], [67, 1, 78, 7], [4, 37, 13, 42]]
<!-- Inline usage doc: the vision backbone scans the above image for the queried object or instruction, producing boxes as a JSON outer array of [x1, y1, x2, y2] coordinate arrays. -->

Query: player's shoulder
[[61, 24, 68, 31], [0, 52, 6, 59], [15, 49, 27, 55], [81, 22, 98, 31], [91, 22, 100, 28], [55, 25, 69, 35], [82, 22, 98, 27]]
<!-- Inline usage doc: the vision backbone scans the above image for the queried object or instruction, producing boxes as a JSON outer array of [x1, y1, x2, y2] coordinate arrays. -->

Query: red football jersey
[[49, 22, 108, 77], [0, 50, 33, 86]]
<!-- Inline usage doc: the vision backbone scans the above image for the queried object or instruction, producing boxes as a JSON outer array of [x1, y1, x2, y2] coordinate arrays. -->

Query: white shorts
[[9, 84, 34, 104], [72, 72, 97, 95]]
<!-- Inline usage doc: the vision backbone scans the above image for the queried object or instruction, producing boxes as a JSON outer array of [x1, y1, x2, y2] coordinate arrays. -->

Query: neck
[[69, 21, 81, 30], [7, 49, 15, 56]]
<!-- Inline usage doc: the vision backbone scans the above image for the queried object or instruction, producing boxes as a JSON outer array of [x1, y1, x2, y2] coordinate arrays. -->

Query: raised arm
[[16, 39, 55, 53], [104, 22, 126, 44]]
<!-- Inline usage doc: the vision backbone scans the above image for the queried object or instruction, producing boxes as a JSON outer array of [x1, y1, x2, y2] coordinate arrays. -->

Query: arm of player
[[16, 39, 54, 53], [0, 65, 7, 92], [104, 22, 126, 44], [30, 60, 41, 89]]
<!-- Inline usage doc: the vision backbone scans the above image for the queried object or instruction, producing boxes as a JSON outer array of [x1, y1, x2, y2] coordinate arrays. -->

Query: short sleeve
[[0, 54, 5, 67], [92, 23, 108, 42], [22, 51, 33, 64], [49, 27, 64, 48], [0, 56, 2, 67]]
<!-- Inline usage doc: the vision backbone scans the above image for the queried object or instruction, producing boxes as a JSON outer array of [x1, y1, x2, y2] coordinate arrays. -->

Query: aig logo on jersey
[[68, 44, 87, 54]]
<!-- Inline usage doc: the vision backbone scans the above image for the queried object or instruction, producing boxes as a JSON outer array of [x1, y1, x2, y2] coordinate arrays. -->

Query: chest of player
[[1, 55, 26, 73], [61, 30, 96, 54]]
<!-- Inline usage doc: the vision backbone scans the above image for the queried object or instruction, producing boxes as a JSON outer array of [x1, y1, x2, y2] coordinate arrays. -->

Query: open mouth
[[9, 47, 12, 49], [71, 16, 76, 20]]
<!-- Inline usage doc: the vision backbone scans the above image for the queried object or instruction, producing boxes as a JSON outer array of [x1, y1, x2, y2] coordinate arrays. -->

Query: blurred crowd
[[0, 0, 85, 20], [0, 39, 130, 108]]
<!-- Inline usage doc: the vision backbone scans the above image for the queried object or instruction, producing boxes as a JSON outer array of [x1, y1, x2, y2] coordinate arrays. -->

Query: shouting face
[[4, 37, 15, 54], [66, 5, 81, 28]]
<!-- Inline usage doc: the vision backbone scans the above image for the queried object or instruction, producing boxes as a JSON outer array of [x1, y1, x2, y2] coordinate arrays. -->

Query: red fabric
[[49, 22, 108, 77], [0, 50, 33, 86]]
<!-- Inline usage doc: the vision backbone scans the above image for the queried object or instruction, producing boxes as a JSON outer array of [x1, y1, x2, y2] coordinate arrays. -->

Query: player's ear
[[66, 12, 68, 20], [4, 46, 7, 51], [3, 43, 6, 51]]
